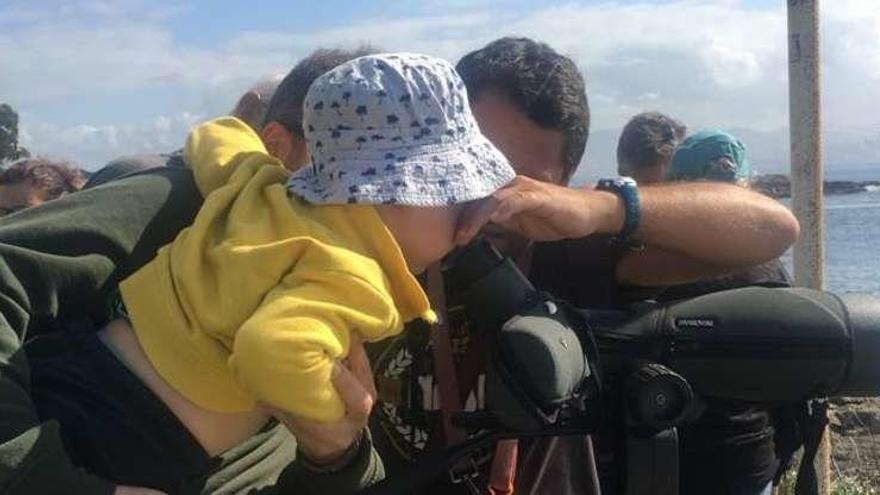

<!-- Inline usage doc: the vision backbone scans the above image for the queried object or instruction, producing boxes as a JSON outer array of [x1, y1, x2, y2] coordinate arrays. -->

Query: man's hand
[[263, 339, 376, 465], [455, 175, 624, 245]]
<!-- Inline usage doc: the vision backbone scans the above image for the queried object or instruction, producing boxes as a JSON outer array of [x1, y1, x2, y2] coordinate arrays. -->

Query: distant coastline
[[753, 174, 880, 199]]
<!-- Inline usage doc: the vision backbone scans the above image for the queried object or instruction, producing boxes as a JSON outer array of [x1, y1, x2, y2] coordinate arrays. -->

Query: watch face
[[618, 177, 638, 187], [598, 177, 637, 190]]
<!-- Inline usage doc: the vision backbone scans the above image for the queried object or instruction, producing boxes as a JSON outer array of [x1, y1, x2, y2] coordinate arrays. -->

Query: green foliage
[[777, 468, 796, 495], [0, 103, 30, 164], [832, 477, 877, 495], [777, 473, 877, 495]]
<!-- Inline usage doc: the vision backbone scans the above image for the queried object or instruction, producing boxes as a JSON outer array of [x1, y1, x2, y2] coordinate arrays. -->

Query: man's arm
[[455, 176, 799, 286], [0, 168, 202, 494], [616, 181, 799, 285], [266, 340, 385, 494], [615, 248, 727, 287]]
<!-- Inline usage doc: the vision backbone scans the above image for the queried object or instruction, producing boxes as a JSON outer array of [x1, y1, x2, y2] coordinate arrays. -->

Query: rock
[[751, 174, 876, 199]]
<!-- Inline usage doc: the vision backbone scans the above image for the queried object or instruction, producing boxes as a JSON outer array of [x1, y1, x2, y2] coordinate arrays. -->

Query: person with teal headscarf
[[655, 128, 789, 495], [667, 129, 751, 184]]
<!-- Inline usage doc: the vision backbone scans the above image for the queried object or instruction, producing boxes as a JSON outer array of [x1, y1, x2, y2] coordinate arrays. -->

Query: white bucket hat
[[287, 53, 516, 206]]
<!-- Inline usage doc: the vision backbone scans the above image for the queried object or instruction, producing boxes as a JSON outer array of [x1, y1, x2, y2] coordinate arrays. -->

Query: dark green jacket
[[0, 166, 383, 494]]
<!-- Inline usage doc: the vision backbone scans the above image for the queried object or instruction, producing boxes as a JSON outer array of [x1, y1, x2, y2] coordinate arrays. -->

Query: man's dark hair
[[616, 111, 687, 175], [456, 37, 589, 178], [0, 157, 84, 198], [264, 46, 379, 135]]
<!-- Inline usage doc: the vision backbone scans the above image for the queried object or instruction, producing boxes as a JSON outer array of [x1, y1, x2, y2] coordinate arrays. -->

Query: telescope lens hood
[[499, 315, 589, 407], [486, 312, 595, 432], [838, 293, 880, 396]]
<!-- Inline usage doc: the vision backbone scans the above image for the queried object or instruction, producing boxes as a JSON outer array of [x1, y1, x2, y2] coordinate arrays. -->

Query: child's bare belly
[[98, 319, 271, 456]]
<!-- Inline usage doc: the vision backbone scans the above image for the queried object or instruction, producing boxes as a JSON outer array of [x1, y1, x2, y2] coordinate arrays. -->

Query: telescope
[[362, 239, 880, 495]]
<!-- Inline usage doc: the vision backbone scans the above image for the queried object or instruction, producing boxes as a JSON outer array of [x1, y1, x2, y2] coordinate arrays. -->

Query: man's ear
[[261, 122, 309, 172], [261, 122, 294, 162]]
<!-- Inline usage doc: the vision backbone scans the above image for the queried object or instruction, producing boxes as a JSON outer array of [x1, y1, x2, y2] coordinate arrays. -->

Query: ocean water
[[781, 188, 880, 295], [824, 166, 879, 183]]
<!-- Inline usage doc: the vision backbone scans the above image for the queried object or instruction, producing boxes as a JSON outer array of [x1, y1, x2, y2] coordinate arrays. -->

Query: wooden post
[[787, 0, 830, 493]]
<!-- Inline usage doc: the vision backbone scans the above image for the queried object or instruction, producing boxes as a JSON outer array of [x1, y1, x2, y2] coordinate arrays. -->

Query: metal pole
[[787, 0, 829, 492]]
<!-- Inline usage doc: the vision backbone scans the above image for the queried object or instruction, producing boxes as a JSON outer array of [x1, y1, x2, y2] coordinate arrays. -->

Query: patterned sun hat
[[287, 53, 516, 206]]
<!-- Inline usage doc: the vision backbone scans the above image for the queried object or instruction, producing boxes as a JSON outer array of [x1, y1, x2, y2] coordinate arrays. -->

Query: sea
[[780, 167, 880, 295]]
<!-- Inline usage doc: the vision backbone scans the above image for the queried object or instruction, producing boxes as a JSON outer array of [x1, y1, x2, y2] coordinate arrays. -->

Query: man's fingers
[[331, 363, 373, 422], [346, 340, 377, 402], [490, 187, 541, 225], [454, 197, 498, 246]]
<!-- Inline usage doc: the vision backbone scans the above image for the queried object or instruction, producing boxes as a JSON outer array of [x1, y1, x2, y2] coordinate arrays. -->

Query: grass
[[832, 478, 877, 495], [775, 474, 877, 495]]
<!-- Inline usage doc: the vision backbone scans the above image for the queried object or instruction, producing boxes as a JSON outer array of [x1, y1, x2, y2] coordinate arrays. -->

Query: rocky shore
[[752, 174, 879, 199]]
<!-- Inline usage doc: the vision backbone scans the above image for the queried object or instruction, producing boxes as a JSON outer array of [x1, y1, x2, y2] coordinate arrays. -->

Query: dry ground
[[828, 398, 880, 492]]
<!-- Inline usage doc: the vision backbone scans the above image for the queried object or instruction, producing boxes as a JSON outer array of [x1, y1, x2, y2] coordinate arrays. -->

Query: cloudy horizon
[[2, 0, 878, 181]]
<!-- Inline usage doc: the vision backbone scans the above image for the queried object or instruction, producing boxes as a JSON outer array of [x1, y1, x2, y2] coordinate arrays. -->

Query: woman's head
[[0, 158, 84, 215], [667, 130, 751, 186]]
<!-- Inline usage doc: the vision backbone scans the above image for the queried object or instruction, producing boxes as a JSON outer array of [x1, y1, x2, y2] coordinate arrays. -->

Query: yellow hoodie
[[120, 117, 435, 422]]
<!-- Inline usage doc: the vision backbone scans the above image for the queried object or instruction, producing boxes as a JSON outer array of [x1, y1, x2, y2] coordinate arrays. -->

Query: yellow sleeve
[[183, 117, 284, 197], [228, 270, 403, 422]]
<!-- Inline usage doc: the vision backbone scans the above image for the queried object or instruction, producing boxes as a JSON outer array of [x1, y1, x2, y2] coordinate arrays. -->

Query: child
[[119, 53, 516, 422]]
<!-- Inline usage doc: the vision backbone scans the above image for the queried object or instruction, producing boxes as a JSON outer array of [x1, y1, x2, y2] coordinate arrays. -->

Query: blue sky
[[1, 0, 878, 179]]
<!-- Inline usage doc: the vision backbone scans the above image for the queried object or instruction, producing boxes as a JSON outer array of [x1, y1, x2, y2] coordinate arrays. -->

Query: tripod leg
[[625, 428, 679, 495]]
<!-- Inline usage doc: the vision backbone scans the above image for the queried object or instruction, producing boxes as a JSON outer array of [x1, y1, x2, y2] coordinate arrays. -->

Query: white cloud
[[825, 0, 880, 77], [3, 0, 878, 171], [19, 112, 203, 167]]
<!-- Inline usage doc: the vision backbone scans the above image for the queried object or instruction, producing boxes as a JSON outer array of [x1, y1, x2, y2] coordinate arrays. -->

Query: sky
[[1, 0, 878, 181]]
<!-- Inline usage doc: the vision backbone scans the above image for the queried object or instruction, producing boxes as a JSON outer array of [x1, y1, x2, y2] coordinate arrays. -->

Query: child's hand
[[261, 338, 377, 466]]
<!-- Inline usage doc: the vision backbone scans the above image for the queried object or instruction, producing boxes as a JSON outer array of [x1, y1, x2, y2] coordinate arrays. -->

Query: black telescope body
[[590, 288, 880, 402], [445, 238, 880, 433]]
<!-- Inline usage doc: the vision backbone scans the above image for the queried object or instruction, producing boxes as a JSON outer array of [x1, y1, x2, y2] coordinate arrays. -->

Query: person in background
[[649, 129, 791, 495], [230, 73, 285, 131], [0, 157, 84, 215], [657, 128, 793, 299], [83, 153, 171, 189], [616, 111, 687, 184], [667, 128, 752, 187]]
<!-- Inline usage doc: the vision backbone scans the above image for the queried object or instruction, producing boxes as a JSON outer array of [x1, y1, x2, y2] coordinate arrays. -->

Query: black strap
[[773, 400, 829, 495], [794, 400, 829, 495], [772, 404, 802, 486], [426, 265, 467, 446]]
